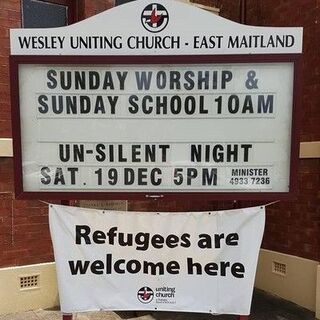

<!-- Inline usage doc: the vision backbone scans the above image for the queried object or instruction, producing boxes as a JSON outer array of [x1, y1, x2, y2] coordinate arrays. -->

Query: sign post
[[10, 0, 302, 201], [10, 0, 302, 318]]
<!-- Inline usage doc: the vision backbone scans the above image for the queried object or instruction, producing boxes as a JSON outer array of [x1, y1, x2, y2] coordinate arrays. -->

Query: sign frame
[[10, 53, 301, 200]]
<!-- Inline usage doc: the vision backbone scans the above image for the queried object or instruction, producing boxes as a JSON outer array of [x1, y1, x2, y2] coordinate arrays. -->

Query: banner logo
[[141, 3, 169, 33], [155, 286, 176, 304], [137, 287, 154, 303]]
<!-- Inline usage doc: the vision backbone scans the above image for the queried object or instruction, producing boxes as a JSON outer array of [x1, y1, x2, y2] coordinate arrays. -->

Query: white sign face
[[49, 204, 265, 314], [18, 62, 294, 193]]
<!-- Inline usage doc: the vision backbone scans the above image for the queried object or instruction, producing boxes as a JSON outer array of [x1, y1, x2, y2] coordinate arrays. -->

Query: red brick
[[13, 200, 47, 209], [14, 207, 48, 217], [0, 17, 20, 28], [0, 120, 11, 137], [0, 1, 20, 11], [0, 207, 12, 218], [0, 9, 20, 21]]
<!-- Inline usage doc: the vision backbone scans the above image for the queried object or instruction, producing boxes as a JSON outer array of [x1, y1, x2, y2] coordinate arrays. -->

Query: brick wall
[[0, 157, 59, 267], [244, 0, 320, 261], [0, 0, 319, 268], [0, 1, 20, 138], [245, 0, 320, 142], [263, 159, 320, 260]]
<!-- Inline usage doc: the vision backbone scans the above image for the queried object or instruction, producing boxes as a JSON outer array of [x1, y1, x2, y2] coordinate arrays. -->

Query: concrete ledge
[[0, 263, 59, 314], [300, 141, 320, 158], [255, 249, 319, 312], [0, 138, 13, 157]]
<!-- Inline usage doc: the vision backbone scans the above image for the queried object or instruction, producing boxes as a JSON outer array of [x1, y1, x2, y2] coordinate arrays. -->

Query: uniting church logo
[[141, 3, 169, 33], [137, 286, 154, 304]]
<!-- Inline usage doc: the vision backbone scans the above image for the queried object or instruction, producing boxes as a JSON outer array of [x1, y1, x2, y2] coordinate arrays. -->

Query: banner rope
[[264, 200, 280, 207], [39, 200, 51, 205]]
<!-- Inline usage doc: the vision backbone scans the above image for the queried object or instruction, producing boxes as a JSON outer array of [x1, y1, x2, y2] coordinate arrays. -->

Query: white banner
[[49, 204, 265, 315]]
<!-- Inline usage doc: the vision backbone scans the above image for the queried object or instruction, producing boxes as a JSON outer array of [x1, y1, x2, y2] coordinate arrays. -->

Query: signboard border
[[10, 54, 301, 200]]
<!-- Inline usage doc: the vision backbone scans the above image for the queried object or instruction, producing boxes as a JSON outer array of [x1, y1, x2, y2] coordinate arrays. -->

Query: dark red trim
[[9, 54, 302, 65], [10, 54, 302, 201], [289, 55, 302, 198], [10, 56, 24, 199], [240, 0, 247, 24], [14, 191, 298, 201]]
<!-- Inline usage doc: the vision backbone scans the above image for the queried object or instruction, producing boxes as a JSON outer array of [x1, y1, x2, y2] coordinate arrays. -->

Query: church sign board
[[10, 0, 303, 200]]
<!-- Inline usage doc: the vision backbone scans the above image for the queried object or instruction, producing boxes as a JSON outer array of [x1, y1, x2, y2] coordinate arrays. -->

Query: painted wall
[[0, 263, 58, 314], [256, 249, 318, 312]]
